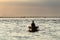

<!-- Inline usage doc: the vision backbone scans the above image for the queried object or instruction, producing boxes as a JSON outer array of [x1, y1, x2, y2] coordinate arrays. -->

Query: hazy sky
[[0, 0, 60, 17]]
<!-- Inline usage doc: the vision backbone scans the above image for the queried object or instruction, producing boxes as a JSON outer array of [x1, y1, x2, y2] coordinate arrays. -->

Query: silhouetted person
[[28, 20, 39, 32], [31, 20, 35, 28]]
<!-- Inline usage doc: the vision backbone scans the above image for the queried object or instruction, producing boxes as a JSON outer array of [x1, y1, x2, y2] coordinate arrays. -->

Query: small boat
[[28, 26, 38, 29], [28, 20, 39, 32], [28, 26, 39, 32]]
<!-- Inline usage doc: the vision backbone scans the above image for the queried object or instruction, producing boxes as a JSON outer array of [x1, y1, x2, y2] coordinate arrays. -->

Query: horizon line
[[0, 16, 59, 18]]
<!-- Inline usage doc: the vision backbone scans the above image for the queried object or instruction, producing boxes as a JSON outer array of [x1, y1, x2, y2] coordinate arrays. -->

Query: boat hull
[[28, 26, 39, 32]]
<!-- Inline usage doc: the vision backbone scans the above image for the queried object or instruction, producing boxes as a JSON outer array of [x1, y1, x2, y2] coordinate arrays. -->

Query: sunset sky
[[0, 0, 60, 17]]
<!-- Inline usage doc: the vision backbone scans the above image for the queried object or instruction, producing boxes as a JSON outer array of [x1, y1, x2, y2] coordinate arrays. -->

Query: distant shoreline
[[0, 16, 60, 18]]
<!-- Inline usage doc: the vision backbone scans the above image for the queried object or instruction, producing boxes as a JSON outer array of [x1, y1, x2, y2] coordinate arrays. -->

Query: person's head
[[32, 20, 34, 23]]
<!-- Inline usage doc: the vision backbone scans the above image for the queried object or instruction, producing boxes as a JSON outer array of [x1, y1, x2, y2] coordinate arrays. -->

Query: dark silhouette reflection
[[28, 20, 39, 32]]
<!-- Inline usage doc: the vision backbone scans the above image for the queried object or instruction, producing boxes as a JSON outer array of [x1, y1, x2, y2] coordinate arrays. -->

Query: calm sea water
[[0, 18, 60, 40]]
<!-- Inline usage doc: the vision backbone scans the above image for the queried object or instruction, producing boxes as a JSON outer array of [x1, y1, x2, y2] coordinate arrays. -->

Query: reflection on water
[[0, 18, 60, 40]]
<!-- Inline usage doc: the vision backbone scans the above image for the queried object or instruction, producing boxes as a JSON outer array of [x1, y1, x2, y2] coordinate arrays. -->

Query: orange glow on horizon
[[0, 0, 29, 2]]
